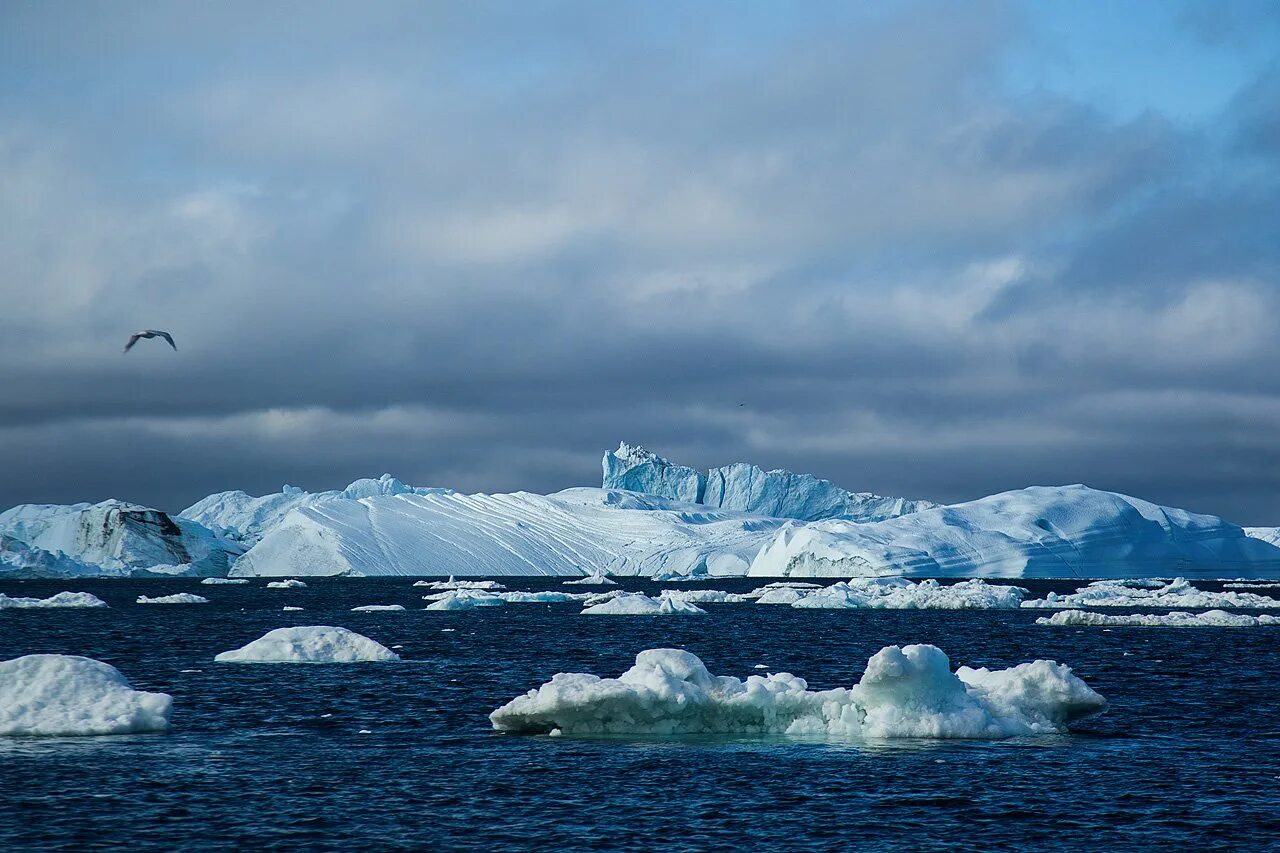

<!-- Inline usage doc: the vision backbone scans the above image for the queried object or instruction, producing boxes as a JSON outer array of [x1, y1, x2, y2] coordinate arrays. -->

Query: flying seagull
[[123, 330, 177, 353]]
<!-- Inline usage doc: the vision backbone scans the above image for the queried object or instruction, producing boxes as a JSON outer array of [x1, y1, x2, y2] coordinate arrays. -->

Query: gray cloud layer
[[2, 1, 1279, 523]]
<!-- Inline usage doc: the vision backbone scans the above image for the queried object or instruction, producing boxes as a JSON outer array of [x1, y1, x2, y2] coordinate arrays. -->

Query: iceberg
[[179, 474, 454, 545], [489, 645, 1104, 738], [787, 578, 1027, 610], [563, 572, 617, 586], [201, 577, 249, 585], [580, 593, 707, 615], [0, 500, 242, 578], [603, 442, 935, 522], [0, 654, 172, 736], [266, 579, 307, 589], [659, 589, 748, 604], [0, 591, 108, 609], [1245, 527, 1280, 547], [1021, 578, 1280, 610], [1037, 609, 1280, 627], [415, 577, 507, 591], [136, 593, 209, 605], [351, 604, 406, 611], [214, 626, 399, 663], [498, 591, 587, 603], [424, 590, 507, 610]]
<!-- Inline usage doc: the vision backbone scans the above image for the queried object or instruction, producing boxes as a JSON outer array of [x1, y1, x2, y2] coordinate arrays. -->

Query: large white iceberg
[[136, 593, 209, 605], [748, 486, 1280, 580], [787, 578, 1027, 610], [0, 500, 242, 578], [1037, 609, 1280, 627], [0, 591, 108, 609], [0, 654, 172, 736], [214, 626, 399, 663], [1021, 578, 1280, 609], [180, 474, 453, 545], [603, 442, 935, 522], [490, 645, 1104, 738]]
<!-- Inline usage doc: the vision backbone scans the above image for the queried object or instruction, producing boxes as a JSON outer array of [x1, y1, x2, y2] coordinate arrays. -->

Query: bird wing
[[123, 333, 142, 353], [157, 330, 177, 350]]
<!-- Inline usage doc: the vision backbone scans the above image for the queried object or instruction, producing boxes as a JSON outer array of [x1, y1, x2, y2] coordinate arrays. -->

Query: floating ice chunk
[[490, 645, 1104, 738], [266, 579, 307, 589], [790, 578, 1026, 610], [659, 589, 747, 604], [351, 604, 406, 611], [424, 590, 507, 611], [201, 577, 249, 585], [1021, 578, 1280, 610], [754, 587, 811, 605], [1037, 609, 1280, 627], [743, 582, 823, 598], [136, 593, 209, 605], [497, 591, 587, 603], [0, 654, 172, 736], [414, 576, 507, 591], [0, 592, 108, 609], [214, 626, 399, 663], [282, 606, 303, 611], [580, 593, 707, 616], [1223, 581, 1280, 589], [564, 572, 618, 586]]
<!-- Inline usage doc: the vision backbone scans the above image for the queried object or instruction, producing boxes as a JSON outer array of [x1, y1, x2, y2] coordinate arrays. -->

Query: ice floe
[[563, 572, 617, 586], [136, 593, 209, 605], [201, 577, 249, 585], [414, 577, 507, 591], [266, 579, 308, 589], [580, 593, 707, 616], [659, 589, 748, 604], [0, 591, 108, 609], [787, 578, 1027, 610], [424, 590, 507, 610], [1037, 609, 1280, 627], [351, 604, 406, 611], [214, 626, 399, 663], [490, 645, 1104, 738], [0, 654, 172, 736], [1021, 578, 1280, 610]]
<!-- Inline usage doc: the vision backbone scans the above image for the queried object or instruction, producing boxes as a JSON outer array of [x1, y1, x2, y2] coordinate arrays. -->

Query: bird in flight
[[123, 330, 177, 353]]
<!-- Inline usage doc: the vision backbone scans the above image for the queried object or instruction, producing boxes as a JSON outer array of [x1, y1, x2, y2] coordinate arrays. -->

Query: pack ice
[[490, 645, 1105, 738], [0, 654, 172, 736], [1037, 609, 1280, 627]]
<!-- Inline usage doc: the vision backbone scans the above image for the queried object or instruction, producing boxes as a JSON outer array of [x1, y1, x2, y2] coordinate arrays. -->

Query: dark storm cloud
[[1, 1, 1279, 523]]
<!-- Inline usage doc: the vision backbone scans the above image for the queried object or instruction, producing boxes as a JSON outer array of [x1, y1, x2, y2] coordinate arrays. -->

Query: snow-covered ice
[[0, 654, 172, 736], [424, 590, 507, 610], [266, 579, 308, 589], [282, 606, 303, 611], [659, 589, 748, 603], [1021, 578, 1280, 610], [214, 626, 400, 663], [580, 593, 707, 616], [136, 593, 209, 605], [1036, 609, 1280, 627], [490, 644, 1104, 738], [563, 572, 617, 586], [498, 591, 587, 604], [201, 577, 249, 585], [415, 577, 507, 591], [351, 604, 407, 611], [786, 578, 1027, 610], [0, 591, 108, 609]]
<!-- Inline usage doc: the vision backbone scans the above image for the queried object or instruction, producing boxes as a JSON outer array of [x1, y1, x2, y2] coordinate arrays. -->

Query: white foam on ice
[[1021, 578, 1280, 609], [580, 593, 707, 616], [214, 626, 399, 663], [1037, 609, 1280, 627], [490, 645, 1104, 738], [0, 591, 108, 609], [0, 654, 172, 736], [136, 593, 209, 605], [787, 578, 1027, 610]]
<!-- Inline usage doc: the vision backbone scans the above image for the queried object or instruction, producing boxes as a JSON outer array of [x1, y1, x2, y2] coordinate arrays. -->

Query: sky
[[2, 0, 1280, 523]]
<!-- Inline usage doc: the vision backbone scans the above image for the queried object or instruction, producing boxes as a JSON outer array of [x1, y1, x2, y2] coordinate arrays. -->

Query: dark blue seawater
[[2, 577, 1279, 851]]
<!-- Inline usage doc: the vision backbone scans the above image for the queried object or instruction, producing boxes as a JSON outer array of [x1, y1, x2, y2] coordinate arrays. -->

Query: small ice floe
[[659, 589, 747, 604], [490, 645, 1105, 739], [497, 591, 587, 604], [136, 593, 209, 605], [320, 713, 333, 718], [0, 654, 172, 736], [580, 592, 706, 616], [1037, 609, 1280, 628], [351, 605, 406, 612], [424, 590, 506, 610], [441, 629, 456, 633], [358, 729, 372, 734], [391, 645, 404, 649], [200, 578, 250, 585], [1021, 578, 1280, 610], [753, 664, 768, 670], [282, 606, 304, 611], [180, 669, 203, 673], [785, 578, 1027, 610], [0, 592, 108, 609], [563, 572, 618, 586], [266, 579, 308, 589], [215, 626, 400, 663], [413, 576, 506, 591]]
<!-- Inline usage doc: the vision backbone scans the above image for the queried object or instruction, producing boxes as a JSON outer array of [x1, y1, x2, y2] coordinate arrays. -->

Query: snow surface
[[603, 442, 935, 522], [1037, 609, 1280, 627], [214, 626, 399, 663], [579, 593, 707, 616], [489, 644, 1104, 738], [179, 474, 453, 545], [0, 592, 108, 609], [786, 578, 1027, 610], [1021, 578, 1280, 609], [0, 654, 172, 736], [266, 579, 307, 589], [0, 501, 242, 579], [136, 593, 209, 605], [563, 572, 617, 586], [1244, 527, 1280, 547], [748, 485, 1280, 579]]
